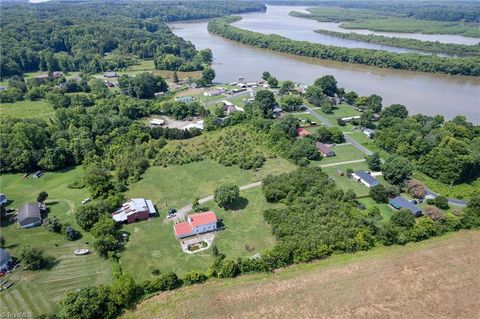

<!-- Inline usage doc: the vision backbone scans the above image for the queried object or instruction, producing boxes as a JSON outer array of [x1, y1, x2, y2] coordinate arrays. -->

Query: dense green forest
[[374, 110, 480, 186], [0, 1, 265, 78], [207, 17, 480, 76], [314, 30, 480, 56]]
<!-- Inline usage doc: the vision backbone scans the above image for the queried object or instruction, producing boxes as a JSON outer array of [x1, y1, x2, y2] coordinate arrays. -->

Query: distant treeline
[[0, 1, 265, 78], [314, 30, 480, 57], [207, 17, 480, 76]]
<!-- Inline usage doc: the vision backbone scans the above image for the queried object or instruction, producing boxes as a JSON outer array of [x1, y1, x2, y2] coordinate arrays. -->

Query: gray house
[[0, 248, 12, 272], [18, 203, 42, 228]]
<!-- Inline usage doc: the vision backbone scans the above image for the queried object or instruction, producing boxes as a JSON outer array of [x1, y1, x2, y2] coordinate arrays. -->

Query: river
[[169, 7, 480, 122]]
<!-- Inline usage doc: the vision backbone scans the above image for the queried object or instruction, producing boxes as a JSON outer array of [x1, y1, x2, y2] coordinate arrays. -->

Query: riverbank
[[208, 16, 480, 77]]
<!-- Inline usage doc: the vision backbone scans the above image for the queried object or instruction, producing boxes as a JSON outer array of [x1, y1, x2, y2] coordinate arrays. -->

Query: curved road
[[305, 106, 466, 207]]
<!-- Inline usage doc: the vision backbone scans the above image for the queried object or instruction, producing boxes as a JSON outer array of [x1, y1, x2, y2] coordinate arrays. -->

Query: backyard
[[120, 187, 278, 279]]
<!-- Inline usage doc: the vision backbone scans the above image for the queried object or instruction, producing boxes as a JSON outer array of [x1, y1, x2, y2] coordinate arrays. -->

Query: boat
[[74, 249, 90, 256]]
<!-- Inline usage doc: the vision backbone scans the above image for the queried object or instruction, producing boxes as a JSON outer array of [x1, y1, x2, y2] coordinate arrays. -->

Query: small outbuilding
[[389, 196, 423, 217], [352, 171, 379, 188], [0, 194, 7, 205], [0, 248, 12, 272], [112, 198, 156, 224], [18, 203, 42, 228], [296, 127, 311, 138], [104, 71, 118, 78], [175, 96, 195, 103], [316, 142, 335, 157]]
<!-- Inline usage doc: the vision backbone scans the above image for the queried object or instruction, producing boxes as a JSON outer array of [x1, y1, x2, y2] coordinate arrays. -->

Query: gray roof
[[18, 203, 41, 227], [316, 142, 335, 155], [0, 248, 11, 266], [389, 196, 422, 216], [354, 171, 379, 186]]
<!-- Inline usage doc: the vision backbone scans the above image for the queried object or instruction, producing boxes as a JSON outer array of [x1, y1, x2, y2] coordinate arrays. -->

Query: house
[[35, 74, 49, 82], [52, 71, 63, 78], [175, 96, 195, 103], [0, 248, 12, 273], [352, 171, 379, 188], [340, 115, 361, 123], [18, 203, 42, 228], [112, 198, 156, 224], [149, 119, 165, 127], [104, 71, 118, 78], [154, 92, 166, 99], [363, 128, 375, 138], [174, 211, 218, 239], [221, 101, 244, 114], [204, 89, 222, 97], [389, 196, 423, 217], [0, 194, 7, 205], [296, 127, 311, 138], [316, 142, 335, 157]]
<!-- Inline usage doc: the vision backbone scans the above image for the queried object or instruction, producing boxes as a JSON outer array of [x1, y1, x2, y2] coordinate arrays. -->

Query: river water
[[170, 7, 480, 122]]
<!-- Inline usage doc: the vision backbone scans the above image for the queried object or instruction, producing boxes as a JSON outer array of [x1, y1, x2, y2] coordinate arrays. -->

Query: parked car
[[410, 199, 418, 204], [167, 208, 177, 215], [81, 198, 91, 204]]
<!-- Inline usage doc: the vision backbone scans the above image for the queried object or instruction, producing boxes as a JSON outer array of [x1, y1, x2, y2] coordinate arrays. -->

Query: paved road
[[306, 106, 466, 207]]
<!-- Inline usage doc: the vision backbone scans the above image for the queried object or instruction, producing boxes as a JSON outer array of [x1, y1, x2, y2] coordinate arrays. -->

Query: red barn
[[112, 198, 156, 224]]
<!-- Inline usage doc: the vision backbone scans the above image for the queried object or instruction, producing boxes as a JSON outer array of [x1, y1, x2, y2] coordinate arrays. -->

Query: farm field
[[0, 167, 111, 317], [122, 230, 480, 319], [0, 99, 55, 120], [120, 187, 277, 279]]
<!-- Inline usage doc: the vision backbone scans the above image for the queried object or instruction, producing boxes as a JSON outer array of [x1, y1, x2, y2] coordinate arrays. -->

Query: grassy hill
[[122, 230, 480, 319]]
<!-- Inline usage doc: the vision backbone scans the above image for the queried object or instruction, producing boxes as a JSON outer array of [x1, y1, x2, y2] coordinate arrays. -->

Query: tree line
[[207, 17, 480, 76], [314, 30, 480, 57]]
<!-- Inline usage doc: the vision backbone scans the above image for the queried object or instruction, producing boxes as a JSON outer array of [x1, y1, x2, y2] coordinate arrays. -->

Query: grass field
[[0, 99, 55, 120], [120, 187, 277, 279], [321, 161, 371, 196], [310, 143, 366, 166], [126, 159, 295, 214], [0, 167, 111, 317], [122, 230, 480, 319]]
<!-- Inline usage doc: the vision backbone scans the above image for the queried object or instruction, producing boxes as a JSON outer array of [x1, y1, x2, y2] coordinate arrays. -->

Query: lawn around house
[[120, 187, 278, 279], [0, 99, 55, 120], [0, 167, 111, 317]]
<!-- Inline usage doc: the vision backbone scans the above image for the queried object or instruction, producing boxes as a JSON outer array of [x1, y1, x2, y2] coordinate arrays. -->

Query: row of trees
[[314, 30, 480, 57], [207, 17, 480, 76]]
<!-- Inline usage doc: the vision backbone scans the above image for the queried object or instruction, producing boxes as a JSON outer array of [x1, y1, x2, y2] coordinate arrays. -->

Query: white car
[[81, 198, 91, 204]]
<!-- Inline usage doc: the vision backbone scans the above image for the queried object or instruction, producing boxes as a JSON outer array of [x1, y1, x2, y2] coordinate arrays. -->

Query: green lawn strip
[[321, 161, 371, 196], [120, 187, 277, 280], [358, 197, 393, 221], [0, 99, 55, 120], [413, 171, 480, 201]]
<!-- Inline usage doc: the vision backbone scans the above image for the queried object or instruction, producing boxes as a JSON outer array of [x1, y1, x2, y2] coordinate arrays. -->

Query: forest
[[374, 110, 480, 186], [314, 30, 480, 57], [0, 1, 265, 78], [207, 17, 480, 76]]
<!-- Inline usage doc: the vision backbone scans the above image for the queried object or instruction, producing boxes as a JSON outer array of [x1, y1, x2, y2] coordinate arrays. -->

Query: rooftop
[[188, 211, 217, 228], [354, 171, 379, 186], [389, 196, 422, 214], [315, 142, 334, 154], [174, 222, 193, 236]]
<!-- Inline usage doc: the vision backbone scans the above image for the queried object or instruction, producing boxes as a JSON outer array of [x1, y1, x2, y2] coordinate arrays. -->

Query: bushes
[[183, 271, 208, 285], [142, 272, 181, 294], [405, 179, 426, 199], [370, 184, 388, 203], [214, 183, 240, 208], [43, 216, 62, 233], [426, 196, 449, 210]]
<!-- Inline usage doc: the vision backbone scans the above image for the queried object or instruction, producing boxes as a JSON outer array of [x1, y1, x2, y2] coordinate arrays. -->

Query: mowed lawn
[[125, 159, 295, 213], [0, 99, 55, 120], [321, 161, 372, 197], [120, 187, 277, 280], [0, 167, 112, 316], [310, 144, 366, 166]]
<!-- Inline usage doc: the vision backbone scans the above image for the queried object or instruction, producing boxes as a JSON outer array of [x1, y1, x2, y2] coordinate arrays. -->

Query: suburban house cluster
[[174, 211, 218, 239]]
